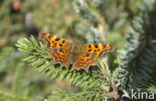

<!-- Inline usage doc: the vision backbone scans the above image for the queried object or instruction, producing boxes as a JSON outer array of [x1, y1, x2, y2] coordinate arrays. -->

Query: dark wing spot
[[94, 44, 98, 48], [59, 48, 63, 52], [94, 50, 97, 52], [98, 49, 100, 51], [88, 49, 92, 52], [89, 45, 91, 48], [59, 44, 63, 46], [86, 54, 89, 57], [62, 40, 65, 43], [55, 43, 57, 45], [55, 37, 61, 41], [52, 41, 54, 43]]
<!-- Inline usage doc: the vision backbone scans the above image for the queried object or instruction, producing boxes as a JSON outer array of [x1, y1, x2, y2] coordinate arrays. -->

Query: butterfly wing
[[50, 48, 71, 67], [73, 43, 115, 72], [72, 52, 95, 72], [39, 32, 71, 50], [39, 32, 72, 68], [81, 43, 115, 58]]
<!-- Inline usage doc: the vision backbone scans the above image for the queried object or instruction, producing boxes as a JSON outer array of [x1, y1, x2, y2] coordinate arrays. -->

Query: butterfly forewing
[[81, 43, 115, 58], [39, 32, 71, 50]]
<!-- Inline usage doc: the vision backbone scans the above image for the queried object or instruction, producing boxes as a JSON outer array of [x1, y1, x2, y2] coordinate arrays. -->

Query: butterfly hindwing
[[72, 52, 95, 72], [50, 48, 71, 67]]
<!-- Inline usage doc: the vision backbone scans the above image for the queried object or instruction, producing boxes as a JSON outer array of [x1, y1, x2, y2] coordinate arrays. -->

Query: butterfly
[[39, 32, 115, 72]]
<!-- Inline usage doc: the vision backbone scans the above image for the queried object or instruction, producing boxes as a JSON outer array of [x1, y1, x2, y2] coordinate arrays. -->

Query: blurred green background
[[0, 0, 155, 101]]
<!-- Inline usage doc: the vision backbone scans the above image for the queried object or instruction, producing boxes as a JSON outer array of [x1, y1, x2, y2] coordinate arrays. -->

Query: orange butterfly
[[39, 32, 115, 72]]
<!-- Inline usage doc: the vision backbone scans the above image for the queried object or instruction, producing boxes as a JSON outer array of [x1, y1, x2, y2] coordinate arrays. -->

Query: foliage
[[114, 0, 156, 91]]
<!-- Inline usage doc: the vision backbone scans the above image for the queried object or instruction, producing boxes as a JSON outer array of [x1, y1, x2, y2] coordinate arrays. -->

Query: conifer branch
[[16, 35, 118, 100], [16, 36, 113, 90], [113, 0, 156, 92]]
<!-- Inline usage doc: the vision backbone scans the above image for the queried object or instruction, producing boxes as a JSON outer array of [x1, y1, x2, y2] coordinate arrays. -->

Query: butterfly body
[[39, 32, 115, 72]]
